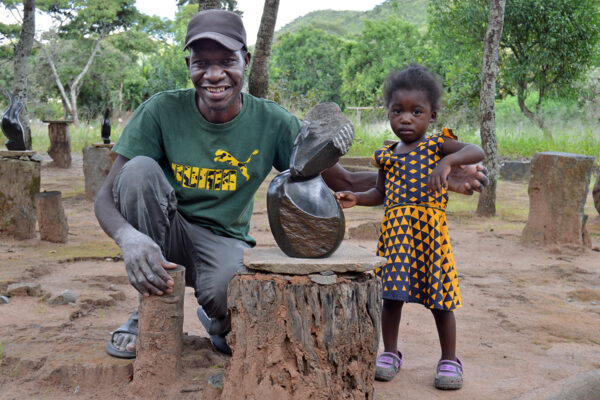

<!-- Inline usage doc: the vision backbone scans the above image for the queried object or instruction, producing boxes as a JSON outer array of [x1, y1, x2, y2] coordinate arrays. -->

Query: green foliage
[[270, 26, 346, 107], [340, 17, 424, 107]]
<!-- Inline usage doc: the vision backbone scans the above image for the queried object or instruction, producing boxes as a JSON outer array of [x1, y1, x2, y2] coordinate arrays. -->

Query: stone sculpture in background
[[1, 90, 26, 151], [101, 107, 111, 144], [267, 102, 354, 258]]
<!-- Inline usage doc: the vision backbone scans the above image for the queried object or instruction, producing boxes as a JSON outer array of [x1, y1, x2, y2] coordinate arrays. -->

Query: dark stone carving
[[101, 107, 111, 144], [1, 90, 26, 151], [267, 102, 354, 258], [290, 102, 354, 179], [267, 171, 345, 258]]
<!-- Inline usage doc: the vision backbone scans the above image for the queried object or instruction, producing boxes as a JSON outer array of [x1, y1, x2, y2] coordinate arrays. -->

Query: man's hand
[[447, 164, 489, 195], [115, 226, 177, 296], [335, 191, 358, 209]]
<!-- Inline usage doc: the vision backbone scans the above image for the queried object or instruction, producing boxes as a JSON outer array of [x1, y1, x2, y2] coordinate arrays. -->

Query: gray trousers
[[113, 156, 249, 335]]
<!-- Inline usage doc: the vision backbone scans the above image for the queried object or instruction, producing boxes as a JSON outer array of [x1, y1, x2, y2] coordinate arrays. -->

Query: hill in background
[[276, 0, 429, 38]]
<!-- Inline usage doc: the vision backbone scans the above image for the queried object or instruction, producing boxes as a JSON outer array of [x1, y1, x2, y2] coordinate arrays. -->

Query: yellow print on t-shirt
[[213, 149, 259, 181], [171, 163, 238, 191]]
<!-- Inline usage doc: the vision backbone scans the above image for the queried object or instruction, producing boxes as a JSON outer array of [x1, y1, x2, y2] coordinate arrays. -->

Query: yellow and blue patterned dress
[[373, 128, 461, 311]]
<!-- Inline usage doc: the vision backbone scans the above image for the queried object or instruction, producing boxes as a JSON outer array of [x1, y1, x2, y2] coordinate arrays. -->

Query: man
[[97, 9, 488, 359]]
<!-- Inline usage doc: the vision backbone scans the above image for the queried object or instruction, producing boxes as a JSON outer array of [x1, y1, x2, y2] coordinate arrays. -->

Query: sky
[[135, 0, 386, 46]]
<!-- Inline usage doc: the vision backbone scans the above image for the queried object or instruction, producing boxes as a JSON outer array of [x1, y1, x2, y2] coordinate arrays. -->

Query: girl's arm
[[336, 168, 386, 208], [428, 139, 485, 194]]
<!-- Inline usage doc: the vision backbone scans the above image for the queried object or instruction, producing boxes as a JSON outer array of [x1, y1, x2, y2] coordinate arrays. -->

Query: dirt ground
[[1, 153, 599, 400]]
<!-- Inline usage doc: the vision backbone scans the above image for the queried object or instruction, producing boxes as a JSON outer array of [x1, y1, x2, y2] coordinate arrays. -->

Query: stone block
[[0, 155, 40, 239], [500, 160, 531, 181], [82, 145, 116, 201], [522, 152, 595, 247], [7, 282, 42, 297]]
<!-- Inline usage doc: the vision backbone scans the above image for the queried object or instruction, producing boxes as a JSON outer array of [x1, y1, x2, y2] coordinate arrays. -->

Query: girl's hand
[[335, 191, 358, 209], [428, 159, 452, 195]]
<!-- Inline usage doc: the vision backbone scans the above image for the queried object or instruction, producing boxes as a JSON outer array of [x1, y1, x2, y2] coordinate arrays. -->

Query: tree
[[180, 0, 240, 12], [36, 0, 142, 124], [428, 0, 600, 137], [2, 0, 36, 149], [341, 17, 423, 107], [476, 0, 506, 217], [248, 0, 279, 99], [270, 26, 346, 109]]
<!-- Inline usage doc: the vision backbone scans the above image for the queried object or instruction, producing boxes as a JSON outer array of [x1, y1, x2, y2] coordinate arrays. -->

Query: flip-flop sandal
[[105, 309, 138, 359], [435, 358, 463, 390], [375, 351, 403, 381], [197, 306, 232, 355]]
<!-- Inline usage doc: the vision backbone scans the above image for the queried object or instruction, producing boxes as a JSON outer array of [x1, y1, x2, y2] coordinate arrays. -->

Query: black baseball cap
[[184, 10, 247, 51]]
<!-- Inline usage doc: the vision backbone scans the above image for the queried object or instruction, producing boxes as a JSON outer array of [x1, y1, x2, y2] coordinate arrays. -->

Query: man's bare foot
[[105, 309, 138, 358], [112, 332, 136, 353], [447, 164, 489, 195]]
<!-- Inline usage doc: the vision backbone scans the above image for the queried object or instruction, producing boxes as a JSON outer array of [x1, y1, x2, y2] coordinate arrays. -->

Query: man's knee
[[117, 156, 161, 185]]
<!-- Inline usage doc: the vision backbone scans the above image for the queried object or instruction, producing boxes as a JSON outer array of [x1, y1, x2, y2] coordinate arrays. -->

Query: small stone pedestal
[[44, 120, 72, 168], [82, 143, 116, 201], [522, 152, 595, 247], [0, 151, 40, 239], [223, 243, 385, 400], [129, 265, 185, 397]]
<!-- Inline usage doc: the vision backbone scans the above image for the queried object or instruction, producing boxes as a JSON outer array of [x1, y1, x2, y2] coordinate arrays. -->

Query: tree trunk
[[476, 0, 506, 217], [12, 0, 35, 150], [248, 0, 280, 99], [47, 121, 72, 168], [517, 84, 552, 140], [198, 0, 221, 10]]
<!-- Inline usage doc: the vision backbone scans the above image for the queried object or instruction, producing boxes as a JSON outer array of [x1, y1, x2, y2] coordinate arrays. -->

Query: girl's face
[[388, 89, 436, 144]]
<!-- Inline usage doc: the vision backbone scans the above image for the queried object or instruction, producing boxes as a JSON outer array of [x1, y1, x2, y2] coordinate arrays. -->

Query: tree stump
[[35, 191, 68, 243], [45, 120, 72, 168], [223, 245, 385, 400], [129, 265, 185, 398], [522, 152, 595, 247], [82, 144, 116, 201], [0, 154, 40, 239]]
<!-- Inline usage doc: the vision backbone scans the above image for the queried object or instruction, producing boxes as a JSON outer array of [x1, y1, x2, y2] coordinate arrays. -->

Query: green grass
[[30, 120, 124, 153]]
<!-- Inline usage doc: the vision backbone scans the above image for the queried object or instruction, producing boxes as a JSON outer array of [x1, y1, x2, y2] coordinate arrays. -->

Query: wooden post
[[44, 120, 72, 168], [223, 245, 384, 400], [130, 265, 185, 398], [0, 152, 40, 239], [35, 191, 68, 243]]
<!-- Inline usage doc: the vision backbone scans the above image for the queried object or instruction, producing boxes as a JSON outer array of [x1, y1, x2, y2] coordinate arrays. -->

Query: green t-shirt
[[113, 89, 301, 245]]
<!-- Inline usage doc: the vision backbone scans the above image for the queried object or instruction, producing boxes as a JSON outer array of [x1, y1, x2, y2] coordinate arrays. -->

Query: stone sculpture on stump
[[1, 90, 26, 151], [267, 102, 354, 258], [522, 151, 595, 247]]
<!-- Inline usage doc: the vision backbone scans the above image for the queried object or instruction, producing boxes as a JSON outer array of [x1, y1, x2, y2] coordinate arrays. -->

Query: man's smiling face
[[187, 39, 250, 123]]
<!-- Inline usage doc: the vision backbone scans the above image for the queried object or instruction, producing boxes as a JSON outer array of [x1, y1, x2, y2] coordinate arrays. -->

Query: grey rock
[[243, 243, 387, 275], [49, 289, 78, 305], [309, 274, 337, 285], [0, 295, 9, 304], [108, 284, 118, 291], [290, 102, 354, 179], [522, 152, 595, 247], [500, 160, 530, 181], [7, 282, 42, 297]]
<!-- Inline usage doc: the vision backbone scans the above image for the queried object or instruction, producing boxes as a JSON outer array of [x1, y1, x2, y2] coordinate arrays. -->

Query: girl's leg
[[381, 299, 404, 353], [431, 309, 456, 361]]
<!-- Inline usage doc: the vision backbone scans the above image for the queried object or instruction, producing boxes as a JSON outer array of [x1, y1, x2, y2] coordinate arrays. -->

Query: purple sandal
[[434, 358, 463, 390], [375, 351, 403, 381]]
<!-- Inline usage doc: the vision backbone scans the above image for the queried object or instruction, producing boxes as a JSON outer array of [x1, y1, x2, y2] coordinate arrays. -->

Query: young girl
[[336, 64, 484, 390]]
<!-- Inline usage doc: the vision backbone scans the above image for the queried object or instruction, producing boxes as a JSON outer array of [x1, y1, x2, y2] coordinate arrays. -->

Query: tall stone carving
[[101, 107, 111, 144], [267, 103, 354, 258], [1, 90, 26, 151]]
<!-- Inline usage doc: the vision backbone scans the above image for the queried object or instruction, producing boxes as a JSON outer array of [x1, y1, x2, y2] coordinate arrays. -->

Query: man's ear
[[430, 111, 437, 123], [185, 55, 190, 69], [243, 51, 251, 71]]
